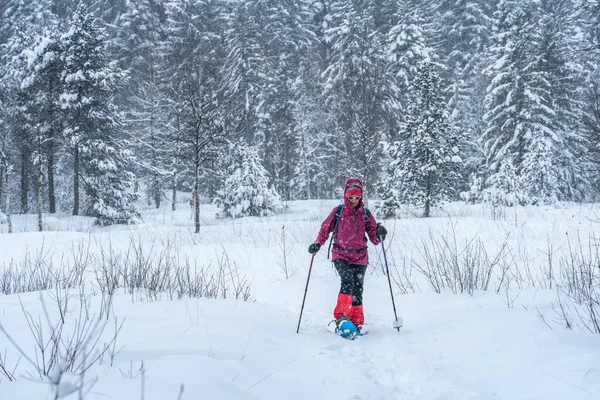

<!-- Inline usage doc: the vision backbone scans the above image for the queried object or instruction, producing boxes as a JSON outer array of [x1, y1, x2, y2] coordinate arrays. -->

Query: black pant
[[334, 259, 367, 306]]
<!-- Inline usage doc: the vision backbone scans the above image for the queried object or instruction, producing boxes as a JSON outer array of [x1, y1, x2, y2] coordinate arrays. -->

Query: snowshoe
[[334, 316, 358, 340]]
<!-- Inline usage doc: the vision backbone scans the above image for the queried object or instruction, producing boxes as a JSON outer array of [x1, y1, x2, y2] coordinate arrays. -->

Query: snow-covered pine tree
[[482, 1, 540, 205], [222, 0, 268, 144], [482, 0, 583, 205], [217, 143, 282, 218], [584, 0, 600, 52], [290, 55, 332, 200], [434, 0, 491, 79], [258, 0, 316, 201], [433, 0, 491, 194], [580, 66, 600, 197], [114, 0, 170, 209], [0, 76, 14, 232], [19, 30, 61, 229], [0, 23, 38, 214], [379, 1, 433, 199], [0, 0, 56, 45], [546, 0, 584, 196], [520, 0, 583, 203], [163, 0, 227, 233], [322, 0, 389, 191], [382, 60, 463, 218], [578, 1, 600, 198], [293, 0, 341, 199], [385, 2, 430, 109], [60, 5, 139, 225], [21, 29, 65, 214]]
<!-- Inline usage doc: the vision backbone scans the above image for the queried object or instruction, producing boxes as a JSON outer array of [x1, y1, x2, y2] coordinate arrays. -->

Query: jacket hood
[[344, 178, 364, 208], [344, 178, 363, 193]]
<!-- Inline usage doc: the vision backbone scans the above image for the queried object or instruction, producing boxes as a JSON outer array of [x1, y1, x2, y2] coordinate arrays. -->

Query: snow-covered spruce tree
[[433, 0, 492, 194], [482, 0, 583, 205], [385, 2, 431, 113], [217, 143, 282, 219], [434, 0, 492, 80], [290, 55, 332, 200], [0, 23, 38, 215], [584, 0, 600, 52], [580, 64, 600, 194], [322, 0, 390, 191], [21, 29, 66, 215], [532, 0, 585, 201], [0, 0, 56, 46], [113, 0, 170, 209], [294, 1, 341, 199], [0, 83, 14, 232], [60, 5, 139, 225], [222, 0, 269, 144], [164, 0, 227, 233], [381, 60, 463, 218], [258, 0, 316, 201]]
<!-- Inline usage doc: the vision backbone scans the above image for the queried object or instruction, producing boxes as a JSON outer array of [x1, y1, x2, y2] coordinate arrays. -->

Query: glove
[[308, 242, 321, 254], [376, 223, 387, 241]]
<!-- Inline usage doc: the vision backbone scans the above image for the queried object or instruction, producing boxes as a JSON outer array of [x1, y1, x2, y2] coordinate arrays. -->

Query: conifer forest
[[1, 0, 600, 225]]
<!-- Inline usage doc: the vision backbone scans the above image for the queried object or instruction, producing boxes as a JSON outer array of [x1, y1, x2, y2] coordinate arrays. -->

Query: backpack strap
[[327, 204, 344, 259]]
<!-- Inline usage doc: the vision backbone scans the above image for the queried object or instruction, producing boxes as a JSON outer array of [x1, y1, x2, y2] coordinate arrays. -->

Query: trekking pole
[[296, 254, 316, 333], [380, 239, 402, 331]]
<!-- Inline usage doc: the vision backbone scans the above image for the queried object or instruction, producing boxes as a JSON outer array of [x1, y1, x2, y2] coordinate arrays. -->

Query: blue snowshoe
[[334, 316, 358, 340]]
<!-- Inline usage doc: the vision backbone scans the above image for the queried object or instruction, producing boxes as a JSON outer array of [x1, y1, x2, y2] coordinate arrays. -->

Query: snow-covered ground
[[1, 199, 599, 399]]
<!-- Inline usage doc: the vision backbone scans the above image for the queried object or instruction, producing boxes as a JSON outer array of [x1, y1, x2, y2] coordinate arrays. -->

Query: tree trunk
[[47, 140, 56, 213], [0, 163, 3, 211], [194, 157, 200, 233], [37, 161, 43, 232], [153, 173, 161, 209], [301, 133, 311, 200], [20, 146, 29, 214], [73, 144, 80, 216], [424, 199, 431, 218], [146, 185, 152, 206], [2, 160, 12, 233], [172, 170, 177, 212]]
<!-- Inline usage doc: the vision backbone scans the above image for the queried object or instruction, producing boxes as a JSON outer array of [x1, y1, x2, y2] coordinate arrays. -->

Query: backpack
[[327, 204, 371, 259]]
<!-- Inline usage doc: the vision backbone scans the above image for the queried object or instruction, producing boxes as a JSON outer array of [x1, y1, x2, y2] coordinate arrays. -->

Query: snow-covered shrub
[[216, 144, 282, 218], [375, 175, 401, 219], [460, 174, 483, 204], [481, 159, 529, 218], [83, 143, 141, 226]]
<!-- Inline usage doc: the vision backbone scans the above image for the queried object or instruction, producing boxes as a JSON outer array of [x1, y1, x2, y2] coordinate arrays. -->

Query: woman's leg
[[349, 264, 367, 326], [333, 259, 353, 319]]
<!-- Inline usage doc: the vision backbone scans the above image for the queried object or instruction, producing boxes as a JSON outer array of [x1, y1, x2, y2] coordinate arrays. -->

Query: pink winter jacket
[[315, 179, 381, 265]]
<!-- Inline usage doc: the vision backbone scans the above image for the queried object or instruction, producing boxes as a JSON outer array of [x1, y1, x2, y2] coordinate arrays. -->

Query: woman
[[308, 178, 387, 332]]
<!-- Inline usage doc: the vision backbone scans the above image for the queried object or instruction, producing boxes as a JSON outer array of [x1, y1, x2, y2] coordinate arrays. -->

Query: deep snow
[[1, 199, 599, 399]]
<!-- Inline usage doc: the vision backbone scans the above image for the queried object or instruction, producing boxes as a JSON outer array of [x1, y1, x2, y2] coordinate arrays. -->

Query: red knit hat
[[345, 185, 362, 198]]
